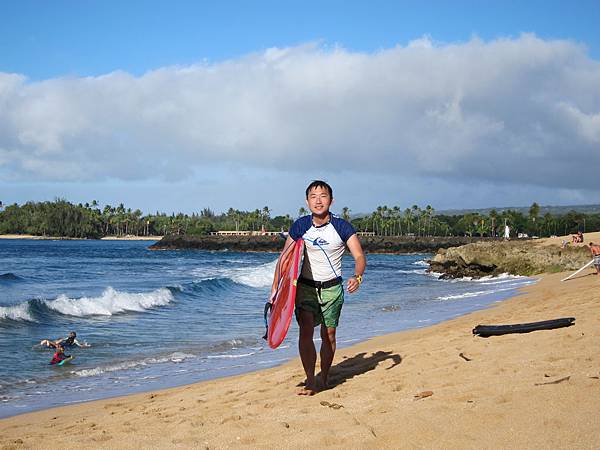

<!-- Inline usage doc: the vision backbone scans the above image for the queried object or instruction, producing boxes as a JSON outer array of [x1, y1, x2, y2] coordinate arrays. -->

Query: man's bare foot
[[297, 385, 317, 396], [297, 380, 317, 396], [318, 374, 332, 391]]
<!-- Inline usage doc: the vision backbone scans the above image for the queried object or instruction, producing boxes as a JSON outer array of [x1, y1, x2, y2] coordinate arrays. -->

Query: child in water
[[49, 345, 71, 365]]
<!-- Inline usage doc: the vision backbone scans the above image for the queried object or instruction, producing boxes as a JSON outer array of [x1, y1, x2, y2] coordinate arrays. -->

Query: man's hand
[[347, 276, 361, 294], [269, 288, 277, 303]]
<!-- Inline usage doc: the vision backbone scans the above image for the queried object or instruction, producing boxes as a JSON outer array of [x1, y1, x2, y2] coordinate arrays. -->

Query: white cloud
[[0, 34, 599, 193]]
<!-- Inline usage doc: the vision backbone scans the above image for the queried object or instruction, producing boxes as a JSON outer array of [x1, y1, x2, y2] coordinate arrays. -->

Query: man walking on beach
[[272, 180, 366, 395], [589, 242, 600, 276]]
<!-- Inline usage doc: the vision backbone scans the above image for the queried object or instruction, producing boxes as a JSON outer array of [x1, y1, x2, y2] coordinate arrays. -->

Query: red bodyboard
[[267, 239, 304, 349]]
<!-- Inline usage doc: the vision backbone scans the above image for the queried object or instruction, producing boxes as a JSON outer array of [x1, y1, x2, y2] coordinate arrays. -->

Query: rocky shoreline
[[149, 234, 593, 279], [428, 240, 590, 278], [148, 234, 485, 254]]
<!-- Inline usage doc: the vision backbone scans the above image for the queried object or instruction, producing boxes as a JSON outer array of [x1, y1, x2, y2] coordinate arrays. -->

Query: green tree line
[[0, 199, 599, 239]]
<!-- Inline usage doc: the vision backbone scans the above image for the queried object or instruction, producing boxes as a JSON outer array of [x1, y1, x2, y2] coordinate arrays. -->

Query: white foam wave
[[412, 260, 429, 267], [230, 260, 277, 288], [481, 280, 536, 288], [44, 287, 174, 317], [193, 260, 277, 288], [398, 269, 427, 275], [426, 271, 445, 278], [436, 286, 514, 300], [74, 352, 196, 377], [446, 273, 529, 283], [0, 303, 35, 322], [206, 352, 256, 359]]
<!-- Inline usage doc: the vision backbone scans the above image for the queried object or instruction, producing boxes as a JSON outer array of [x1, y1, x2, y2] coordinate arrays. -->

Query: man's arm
[[346, 234, 366, 294], [74, 339, 90, 348]]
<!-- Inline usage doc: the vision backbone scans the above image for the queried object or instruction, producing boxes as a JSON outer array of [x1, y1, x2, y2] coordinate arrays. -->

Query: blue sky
[[3, 1, 599, 79], [1, 1, 599, 215]]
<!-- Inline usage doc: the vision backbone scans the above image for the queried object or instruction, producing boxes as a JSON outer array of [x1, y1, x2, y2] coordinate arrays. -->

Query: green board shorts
[[295, 282, 344, 328]]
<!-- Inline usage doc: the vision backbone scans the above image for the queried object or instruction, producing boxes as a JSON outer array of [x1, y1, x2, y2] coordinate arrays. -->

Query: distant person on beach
[[49, 345, 70, 365], [572, 231, 584, 243], [589, 243, 600, 276], [271, 180, 366, 396], [40, 331, 90, 349]]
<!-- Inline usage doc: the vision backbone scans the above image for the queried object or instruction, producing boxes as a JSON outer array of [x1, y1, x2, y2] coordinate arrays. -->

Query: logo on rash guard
[[312, 237, 329, 247]]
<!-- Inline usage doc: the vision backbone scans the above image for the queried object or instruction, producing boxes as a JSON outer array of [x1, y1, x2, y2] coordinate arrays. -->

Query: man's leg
[[297, 309, 317, 395], [319, 325, 336, 389]]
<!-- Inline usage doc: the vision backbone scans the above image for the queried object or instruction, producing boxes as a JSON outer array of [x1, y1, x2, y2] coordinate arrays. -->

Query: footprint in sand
[[220, 415, 242, 424], [320, 400, 344, 409], [413, 391, 433, 400]]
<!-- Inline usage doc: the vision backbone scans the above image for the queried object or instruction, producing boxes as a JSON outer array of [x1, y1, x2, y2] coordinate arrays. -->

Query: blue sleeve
[[289, 216, 312, 241], [332, 217, 356, 242]]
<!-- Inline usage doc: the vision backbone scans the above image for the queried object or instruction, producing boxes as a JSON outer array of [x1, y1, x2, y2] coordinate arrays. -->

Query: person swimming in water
[[40, 331, 90, 349], [49, 345, 71, 365]]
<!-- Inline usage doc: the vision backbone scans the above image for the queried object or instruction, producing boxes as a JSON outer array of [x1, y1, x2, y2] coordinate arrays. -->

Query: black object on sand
[[473, 317, 575, 337]]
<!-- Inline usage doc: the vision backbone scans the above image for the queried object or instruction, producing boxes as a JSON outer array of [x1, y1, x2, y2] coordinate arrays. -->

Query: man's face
[[306, 186, 332, 215]]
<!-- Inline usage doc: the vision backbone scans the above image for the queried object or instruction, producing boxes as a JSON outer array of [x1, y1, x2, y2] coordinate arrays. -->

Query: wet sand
[[1, 251, 599, 448]]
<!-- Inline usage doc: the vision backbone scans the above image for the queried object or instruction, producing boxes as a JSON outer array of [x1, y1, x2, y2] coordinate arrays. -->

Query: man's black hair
[[305, 180, 333, 198]]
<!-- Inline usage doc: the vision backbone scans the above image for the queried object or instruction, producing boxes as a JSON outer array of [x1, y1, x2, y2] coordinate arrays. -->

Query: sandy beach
[[536, 230, 600, 248], [0, 235, 161, 241], [99, 236, 162, 241], [1, 246, 599, 449]]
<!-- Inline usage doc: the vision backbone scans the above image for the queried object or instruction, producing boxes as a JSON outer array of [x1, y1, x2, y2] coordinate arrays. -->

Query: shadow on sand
[[321, 350, 402, 389]]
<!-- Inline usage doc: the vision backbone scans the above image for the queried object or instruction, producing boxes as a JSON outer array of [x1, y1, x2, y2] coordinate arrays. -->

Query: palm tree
[[341, 207, 351, 221], [102, 205, 114, 235], [412, 205, 420, 236], [529, 202, 540, 235], [371, 211, 378, 235], [262, 206, 271, 230], [375, 206, 384, 235], [476, 216, 487, 237], [489, 209, 498, 238], [298, 207, 308, 218], [424, 205, 434, 236], [392, 206, 401, 236], [404, 208, 413, 235], [529, 202, 540, 222], [541, 212, 554, 237]]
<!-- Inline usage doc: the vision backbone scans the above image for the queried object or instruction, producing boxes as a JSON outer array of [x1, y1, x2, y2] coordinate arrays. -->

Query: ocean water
[[0, 239, 535, 418]]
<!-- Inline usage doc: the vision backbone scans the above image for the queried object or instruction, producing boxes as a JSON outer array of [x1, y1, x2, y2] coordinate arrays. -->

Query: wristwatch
[[354, 274, 363, 285]]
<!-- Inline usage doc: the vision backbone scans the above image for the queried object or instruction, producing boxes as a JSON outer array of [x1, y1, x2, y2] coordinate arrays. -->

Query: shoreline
[[0, 278, 522, 421], [1, 268, 598, 448], [149, 234, 487, 254], [0, 234, 161, 241]]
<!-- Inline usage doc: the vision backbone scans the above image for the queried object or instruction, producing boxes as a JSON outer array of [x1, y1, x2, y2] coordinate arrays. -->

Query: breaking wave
[[191, 259, 277, 288], [44, 287, 174, 317], [0, 287, 175, 323], [0, 303, 35, 322]]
